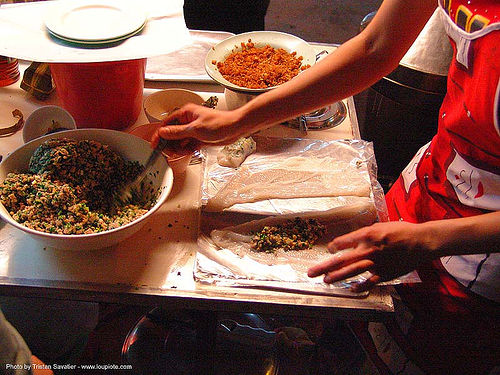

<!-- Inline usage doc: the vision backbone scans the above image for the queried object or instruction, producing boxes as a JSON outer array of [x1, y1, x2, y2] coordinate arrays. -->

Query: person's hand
[[151, 103, 247, 149], [307, 221, 434, 291]]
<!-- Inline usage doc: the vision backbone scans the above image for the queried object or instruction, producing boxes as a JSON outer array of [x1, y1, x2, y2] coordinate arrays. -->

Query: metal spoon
[[116, 137, 170, 204], [118, 96, 218, 203]]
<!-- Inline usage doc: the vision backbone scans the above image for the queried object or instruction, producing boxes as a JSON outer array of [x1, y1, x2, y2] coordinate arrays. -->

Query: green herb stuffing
[[0, 138, 156, 235], [250, 217, 326, 253]]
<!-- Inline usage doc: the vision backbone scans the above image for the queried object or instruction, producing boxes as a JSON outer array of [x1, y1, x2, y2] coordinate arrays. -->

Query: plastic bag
[[202, 136, 388, 218]]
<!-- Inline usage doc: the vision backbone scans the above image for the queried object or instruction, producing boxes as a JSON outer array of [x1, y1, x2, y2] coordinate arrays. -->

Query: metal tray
[[145, 29, 234, 82]]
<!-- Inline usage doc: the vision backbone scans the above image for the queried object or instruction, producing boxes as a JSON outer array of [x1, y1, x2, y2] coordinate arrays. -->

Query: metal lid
[[285, 101, 347, 131], [361, 8, 451, 96], [385, 63, 448, 95]]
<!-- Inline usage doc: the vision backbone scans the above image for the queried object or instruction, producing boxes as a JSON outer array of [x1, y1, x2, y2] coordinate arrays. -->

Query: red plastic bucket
[[50, 59, 146, 129]]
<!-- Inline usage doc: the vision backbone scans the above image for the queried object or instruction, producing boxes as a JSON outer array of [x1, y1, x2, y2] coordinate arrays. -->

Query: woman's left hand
[[307, 221, 433, 291]]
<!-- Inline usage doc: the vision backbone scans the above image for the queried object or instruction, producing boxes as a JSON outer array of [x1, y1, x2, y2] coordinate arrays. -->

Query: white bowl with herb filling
[[0, 129, 173, 251]]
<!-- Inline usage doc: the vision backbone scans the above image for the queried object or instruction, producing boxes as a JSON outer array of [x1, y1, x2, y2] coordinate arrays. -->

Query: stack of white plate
[[44, 0, 147, 46]]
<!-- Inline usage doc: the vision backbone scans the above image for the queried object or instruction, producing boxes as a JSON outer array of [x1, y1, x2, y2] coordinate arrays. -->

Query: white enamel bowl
[[143, 89, 204, 123], [205, 31, 317, 94], [0, 129, 173, 251]]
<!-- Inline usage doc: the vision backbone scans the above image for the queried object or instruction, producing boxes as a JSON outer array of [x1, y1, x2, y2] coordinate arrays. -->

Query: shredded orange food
[[215, 40, 311, 89]]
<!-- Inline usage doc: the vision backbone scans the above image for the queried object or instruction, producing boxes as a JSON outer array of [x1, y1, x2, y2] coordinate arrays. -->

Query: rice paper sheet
[[201, 136, 387, 219], [208, 202, 378, 274], [195, 202, 381, 297]]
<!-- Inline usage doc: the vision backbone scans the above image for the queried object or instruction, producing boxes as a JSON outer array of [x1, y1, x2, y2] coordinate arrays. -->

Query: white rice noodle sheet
[[207, 199, 377, 278], [205, 155, 372, 212]]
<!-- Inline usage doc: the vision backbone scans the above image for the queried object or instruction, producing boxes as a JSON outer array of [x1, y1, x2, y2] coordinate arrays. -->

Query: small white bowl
[[23, 105, 76, 143], [143, 89, 204, 123]]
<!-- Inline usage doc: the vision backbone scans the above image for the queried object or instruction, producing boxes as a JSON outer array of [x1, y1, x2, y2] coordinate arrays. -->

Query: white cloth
[[0, 0, 191, 62]]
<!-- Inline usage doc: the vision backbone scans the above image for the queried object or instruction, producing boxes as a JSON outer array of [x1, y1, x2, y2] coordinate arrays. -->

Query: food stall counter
[[0, 59, 393, 322]]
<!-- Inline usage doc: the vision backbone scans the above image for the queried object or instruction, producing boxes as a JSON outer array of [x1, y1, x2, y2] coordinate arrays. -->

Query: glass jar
[[0, 56, 20, 87]]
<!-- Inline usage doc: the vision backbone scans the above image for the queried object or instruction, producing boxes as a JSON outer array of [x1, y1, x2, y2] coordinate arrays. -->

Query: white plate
[[44, 0, 147, 42], [205, 31, 317, 93], [47, 22, 145, 46]]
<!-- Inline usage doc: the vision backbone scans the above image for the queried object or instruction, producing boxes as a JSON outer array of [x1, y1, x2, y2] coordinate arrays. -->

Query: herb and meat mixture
[[0, 138, 152, 235], [250, 217, 326, 253], [214, 40, 311, 89]]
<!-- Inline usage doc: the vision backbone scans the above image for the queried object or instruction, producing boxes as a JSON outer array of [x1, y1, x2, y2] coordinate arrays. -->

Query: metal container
[[122, 309, 279, 375], [356, 9, 452, 187]]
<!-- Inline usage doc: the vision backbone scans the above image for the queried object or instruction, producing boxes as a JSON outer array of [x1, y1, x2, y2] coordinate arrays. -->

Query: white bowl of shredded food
[[0, 129, 173, 251], [205, 31, 317, 94]]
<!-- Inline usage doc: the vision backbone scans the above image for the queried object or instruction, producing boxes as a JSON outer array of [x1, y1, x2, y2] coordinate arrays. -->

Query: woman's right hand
[[151, 103, 247, 149]]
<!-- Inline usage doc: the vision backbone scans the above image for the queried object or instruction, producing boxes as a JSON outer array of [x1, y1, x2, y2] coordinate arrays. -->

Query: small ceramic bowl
[[143, 89, 204, 123], [128, 122, 192, 175], [23, 105, 76, 143]]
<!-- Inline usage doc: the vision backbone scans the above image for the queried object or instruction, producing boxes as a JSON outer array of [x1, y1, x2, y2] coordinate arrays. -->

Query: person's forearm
[[423, 211, 500, 258], [233, 0, 436, 135]]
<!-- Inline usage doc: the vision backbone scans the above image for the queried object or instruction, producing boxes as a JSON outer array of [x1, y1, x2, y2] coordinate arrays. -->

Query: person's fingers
[[322, 259, 375, 284], [351, 273, 381, 292], [162, 104, 199, 125], [151, 123, 196, 149], [328, 228, 372, 252], [307, 252, 348, 278], [307, 258, 338, 278], [158, 123, 197, 140], [150, 105, 202, 145], [307, 247, 373, 278]]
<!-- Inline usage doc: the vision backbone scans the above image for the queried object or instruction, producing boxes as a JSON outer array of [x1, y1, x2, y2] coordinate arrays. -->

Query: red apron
[[382, 1, 500, 373]]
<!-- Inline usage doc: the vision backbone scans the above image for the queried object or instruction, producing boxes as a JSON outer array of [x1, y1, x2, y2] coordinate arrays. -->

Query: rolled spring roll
[[217, 137, 256, 168]]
